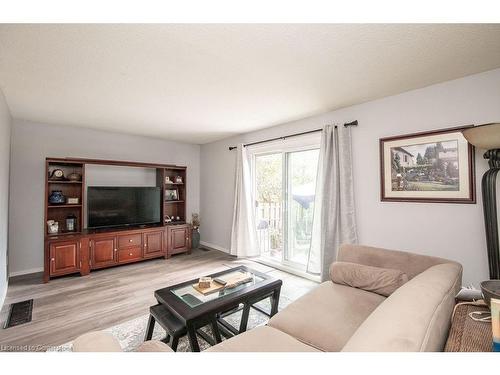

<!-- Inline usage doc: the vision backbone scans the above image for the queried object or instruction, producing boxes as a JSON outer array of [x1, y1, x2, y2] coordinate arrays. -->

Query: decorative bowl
[[67, 172, 82, 181], [48, 190, 66, 204], [480, 280, 500, 307]]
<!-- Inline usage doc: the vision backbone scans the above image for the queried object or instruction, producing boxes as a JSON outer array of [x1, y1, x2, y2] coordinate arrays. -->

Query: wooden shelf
[[165, 182, 184, 185], [47, 231, 81, 237], [48, 204, 82, 209], [164, 200, 185, 204], [48, 180, 83, 184]]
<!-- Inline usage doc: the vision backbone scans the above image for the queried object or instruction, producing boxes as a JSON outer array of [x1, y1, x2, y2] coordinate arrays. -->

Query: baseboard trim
[[9, 267, 44, 277], [199, 241, 230, 254], [254, 258, 321, 283]]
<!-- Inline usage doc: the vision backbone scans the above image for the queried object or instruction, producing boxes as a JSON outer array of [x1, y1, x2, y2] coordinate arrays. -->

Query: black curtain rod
[[228, 120, 358, 150]]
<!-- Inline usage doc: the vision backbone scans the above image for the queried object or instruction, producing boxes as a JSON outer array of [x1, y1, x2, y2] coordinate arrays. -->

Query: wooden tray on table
[[192, 271, 253, 295]]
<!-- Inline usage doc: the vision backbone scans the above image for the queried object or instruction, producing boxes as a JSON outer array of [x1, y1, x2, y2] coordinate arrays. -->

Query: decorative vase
[[48, 190, 66, 205], [192, 229, 200, 249]]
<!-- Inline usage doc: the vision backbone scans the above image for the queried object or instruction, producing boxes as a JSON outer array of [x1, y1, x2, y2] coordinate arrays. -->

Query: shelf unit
[[159, 166, 187, 224], [45, 159, 85, 234], [44, 157, 191, 282]]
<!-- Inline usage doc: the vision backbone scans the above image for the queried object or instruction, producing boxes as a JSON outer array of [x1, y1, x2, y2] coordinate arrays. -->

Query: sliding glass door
[[286, 149, 319, 266], [254, 152, 282, 262], [253, 139, 319, 270]]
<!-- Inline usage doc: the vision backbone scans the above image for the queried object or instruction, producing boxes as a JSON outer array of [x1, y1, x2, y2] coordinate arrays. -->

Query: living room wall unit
[[200, 68, 500, 287], [0, 87, 12, 309], [43, 157, 191, 282], [8, 120, 200, 276]]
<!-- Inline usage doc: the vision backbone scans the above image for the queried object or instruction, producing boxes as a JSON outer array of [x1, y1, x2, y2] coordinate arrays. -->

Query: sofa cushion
[[330, 261, 408, 297], [268, 281, 386, 351], [341, 263, 462, 352], [205, 326, 319, 352]]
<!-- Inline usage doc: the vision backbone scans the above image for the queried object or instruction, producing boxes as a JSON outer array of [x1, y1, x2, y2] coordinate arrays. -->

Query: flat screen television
[[87, 186, 161, 229]]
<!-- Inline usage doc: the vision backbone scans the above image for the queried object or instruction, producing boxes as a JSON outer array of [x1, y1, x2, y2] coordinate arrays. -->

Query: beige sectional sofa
[[73, 244, 462, 352]]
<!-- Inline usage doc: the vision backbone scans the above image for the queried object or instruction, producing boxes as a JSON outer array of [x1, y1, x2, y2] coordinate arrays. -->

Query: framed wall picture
[[165, 188, 179, 201], [380, 126, 475, 203]]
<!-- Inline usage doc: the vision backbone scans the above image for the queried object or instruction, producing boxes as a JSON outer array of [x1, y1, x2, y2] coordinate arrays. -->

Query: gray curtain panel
[[306, 125, 358, 280]]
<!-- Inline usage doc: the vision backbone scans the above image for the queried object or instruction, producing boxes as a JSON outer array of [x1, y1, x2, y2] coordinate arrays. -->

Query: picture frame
[[380, 126, 476, 203], [165, 188, 179, 201]]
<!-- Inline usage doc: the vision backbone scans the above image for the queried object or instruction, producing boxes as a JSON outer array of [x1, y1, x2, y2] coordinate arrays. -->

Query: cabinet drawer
[[118, 247, 143, 263], [117, 233, 142, 249]]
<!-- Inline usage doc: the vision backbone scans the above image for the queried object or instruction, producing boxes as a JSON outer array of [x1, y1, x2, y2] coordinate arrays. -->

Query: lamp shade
[[462, 123, 500, 150]]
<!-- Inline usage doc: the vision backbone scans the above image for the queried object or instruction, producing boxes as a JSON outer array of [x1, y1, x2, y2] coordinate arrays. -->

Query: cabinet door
[[90, 236, 117, 269], [169, 226, 190, 255], [144, 231, 164, 258], [49, 240, 80, 276]]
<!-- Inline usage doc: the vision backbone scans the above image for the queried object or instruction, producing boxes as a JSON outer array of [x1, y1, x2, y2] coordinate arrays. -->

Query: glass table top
[[170, 269, 266, 308]]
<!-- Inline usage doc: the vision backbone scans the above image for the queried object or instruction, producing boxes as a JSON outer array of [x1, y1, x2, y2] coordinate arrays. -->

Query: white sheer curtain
[[307, 125, 358, 280], [230, 144, 259, 257]]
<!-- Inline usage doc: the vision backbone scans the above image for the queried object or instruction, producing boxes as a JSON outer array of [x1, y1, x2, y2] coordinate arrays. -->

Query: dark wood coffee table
[[154, 266, 282, 352]]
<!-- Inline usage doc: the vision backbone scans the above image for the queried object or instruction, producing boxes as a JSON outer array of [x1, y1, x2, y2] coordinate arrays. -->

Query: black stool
[[145, 304, 187, 351]]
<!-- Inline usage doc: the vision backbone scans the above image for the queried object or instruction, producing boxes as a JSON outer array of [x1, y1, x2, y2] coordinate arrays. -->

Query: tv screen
[[87, 187, 161, 228]]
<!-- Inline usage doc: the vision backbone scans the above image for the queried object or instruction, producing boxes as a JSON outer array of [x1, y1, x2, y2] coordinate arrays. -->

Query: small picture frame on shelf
[[175, 176, 183, 184], [47, 220, 59, 234], [67, 197, 79, 205], [165, 188, 179, 201]]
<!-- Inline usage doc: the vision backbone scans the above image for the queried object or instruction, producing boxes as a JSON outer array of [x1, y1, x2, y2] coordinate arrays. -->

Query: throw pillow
[[329, 261, 409, 297]]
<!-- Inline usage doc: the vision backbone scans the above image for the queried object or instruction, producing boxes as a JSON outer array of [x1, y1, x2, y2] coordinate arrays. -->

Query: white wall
[[200, 68, 500, 287], [0, 87, 12, 309], [85, 164, 157, 188], [9, 120, 200, 275]]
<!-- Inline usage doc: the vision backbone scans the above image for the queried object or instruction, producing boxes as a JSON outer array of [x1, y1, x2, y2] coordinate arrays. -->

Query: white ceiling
[[1, 24, 500, 144]]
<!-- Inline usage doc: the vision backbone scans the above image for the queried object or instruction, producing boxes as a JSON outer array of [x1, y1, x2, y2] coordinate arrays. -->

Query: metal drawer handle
[[129, 239, 133, 242], [129, 252, 133, 256], [51, 258, 55, 261]]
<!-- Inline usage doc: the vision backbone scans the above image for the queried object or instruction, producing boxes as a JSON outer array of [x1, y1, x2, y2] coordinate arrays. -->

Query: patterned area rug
[[50, 295, 292, 352]]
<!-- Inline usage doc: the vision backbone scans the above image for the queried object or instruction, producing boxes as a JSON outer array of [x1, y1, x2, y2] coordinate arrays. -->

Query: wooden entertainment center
[[43, 157, 192, 283]]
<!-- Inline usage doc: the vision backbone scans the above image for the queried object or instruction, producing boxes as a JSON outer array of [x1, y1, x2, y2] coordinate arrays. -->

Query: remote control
[[214, 278, 227, 286]]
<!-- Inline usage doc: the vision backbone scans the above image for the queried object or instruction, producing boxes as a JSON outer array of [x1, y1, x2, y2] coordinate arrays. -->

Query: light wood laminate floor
[[0, 249, 317, 350]]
